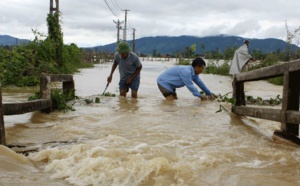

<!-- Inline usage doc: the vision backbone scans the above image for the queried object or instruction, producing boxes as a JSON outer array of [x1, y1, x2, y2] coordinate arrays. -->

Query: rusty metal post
[[0, 83, 6, 145]]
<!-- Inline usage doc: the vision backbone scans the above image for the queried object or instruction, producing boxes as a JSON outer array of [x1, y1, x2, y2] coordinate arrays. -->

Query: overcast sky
[[1, 0, 299, 47]]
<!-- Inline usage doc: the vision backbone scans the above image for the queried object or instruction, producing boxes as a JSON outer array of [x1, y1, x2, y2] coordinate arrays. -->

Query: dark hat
[[116, 41, 131, 53], [244, 40, 250, 44]]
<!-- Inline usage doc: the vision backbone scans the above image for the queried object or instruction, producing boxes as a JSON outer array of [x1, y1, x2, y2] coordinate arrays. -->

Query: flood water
[[1, 59, 300, 186]]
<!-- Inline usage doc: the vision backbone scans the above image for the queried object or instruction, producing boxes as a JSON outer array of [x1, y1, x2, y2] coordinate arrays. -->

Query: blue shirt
[[114, 52, 142, 80], [157, 65, 211, 98]]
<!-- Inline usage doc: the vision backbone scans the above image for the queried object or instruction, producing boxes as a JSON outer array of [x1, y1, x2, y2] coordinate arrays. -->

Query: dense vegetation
[[176, 43, 299, 83], [203, 45, 299, 85], [176, 26, 300, 86], [0, 12, 95, 111], [0, 12, 92, 87]]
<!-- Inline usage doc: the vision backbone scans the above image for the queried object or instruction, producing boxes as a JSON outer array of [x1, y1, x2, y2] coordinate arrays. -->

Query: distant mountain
[[0, 35, 30, 46], [91, 35, 299, 55], [1, 34, 298, 55]]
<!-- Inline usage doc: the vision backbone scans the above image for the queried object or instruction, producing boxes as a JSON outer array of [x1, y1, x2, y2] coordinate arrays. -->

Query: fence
[[0, 73, 74, 145], [232, 59, 300, 145]]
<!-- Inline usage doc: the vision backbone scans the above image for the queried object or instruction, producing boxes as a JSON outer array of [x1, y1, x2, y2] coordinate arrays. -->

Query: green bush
[[267, 77, 284, 85], [177, 59, 190, 65], [0, 12, 93, 87], [52, 89, 76, 111], [204, 60, 230, 76], [28, 89, 76, 111]]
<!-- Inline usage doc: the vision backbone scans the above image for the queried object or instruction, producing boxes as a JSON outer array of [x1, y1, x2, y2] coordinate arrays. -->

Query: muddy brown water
[[1, 59, 299, 186]]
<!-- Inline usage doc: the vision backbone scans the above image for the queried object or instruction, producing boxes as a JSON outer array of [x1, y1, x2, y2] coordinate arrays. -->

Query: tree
[[284, 21, 300, 61], [223, 46, 235, 60], [183, 44, 196, 58], [47, 12, 63, 68], [152, 49, 157, 57], [190, 44, 196, 58], [0, 12, 87, 86], [200, 43, 205, 55]]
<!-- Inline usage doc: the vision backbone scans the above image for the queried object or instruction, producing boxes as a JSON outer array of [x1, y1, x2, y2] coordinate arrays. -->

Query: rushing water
[[1, 59, 300, 186]]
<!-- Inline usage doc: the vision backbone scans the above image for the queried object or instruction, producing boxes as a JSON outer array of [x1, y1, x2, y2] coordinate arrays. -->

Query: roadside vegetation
[[0, 12, 93, 87], [176, 23, 300, 86], [0, 12, 94, 111]]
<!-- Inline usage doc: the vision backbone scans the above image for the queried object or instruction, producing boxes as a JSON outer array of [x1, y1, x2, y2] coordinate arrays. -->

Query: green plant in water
[[213, 92, 235, 113], [246, 94, 281, 106], [28, 88, 76, 111], [51, 89, 75, 111], [214, 92, 236, 105], [95, 97, 100, 103], [84, 98, 93, 104], [201, 91, 281, 113], [28, 91, 40, 101], [200, 91, 234, 113], [103, 92, 116, 97]]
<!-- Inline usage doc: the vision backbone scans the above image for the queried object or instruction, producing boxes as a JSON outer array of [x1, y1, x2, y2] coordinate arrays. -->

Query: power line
[[111, 0, 122, 12], [103, 1, 136, 43], [103, 0, 121, 17]]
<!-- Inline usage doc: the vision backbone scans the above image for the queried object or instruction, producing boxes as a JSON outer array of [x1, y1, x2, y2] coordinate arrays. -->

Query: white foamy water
[[1, 59, 300, 186]]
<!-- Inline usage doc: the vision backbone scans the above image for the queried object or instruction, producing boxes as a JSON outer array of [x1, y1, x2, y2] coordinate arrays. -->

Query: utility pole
[[113, 19, 123, 45], [50, 0, 59, 15], [122, 9, 130, 41], [132, 28, 136, 53], [49, 0, 62, 67]]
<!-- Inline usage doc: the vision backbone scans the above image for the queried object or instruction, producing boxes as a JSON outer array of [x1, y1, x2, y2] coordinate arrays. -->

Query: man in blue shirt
[[107, 42, 142, 98], [157, 58, 215, 101]]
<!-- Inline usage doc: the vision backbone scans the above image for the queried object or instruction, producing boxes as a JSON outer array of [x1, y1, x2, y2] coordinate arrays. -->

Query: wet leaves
[[246, 94, 281, 106], [102, 92, 116, 97], [205, 92, 282, 113]]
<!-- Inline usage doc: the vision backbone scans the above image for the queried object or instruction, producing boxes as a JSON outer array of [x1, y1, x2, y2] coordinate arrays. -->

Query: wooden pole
[[232, 76, 245, 106], [0, 83, 6, 145], [280, 70, 300, 135]]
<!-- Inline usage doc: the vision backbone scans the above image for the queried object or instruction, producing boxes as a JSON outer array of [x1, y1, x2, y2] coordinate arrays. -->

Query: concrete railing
[[0, 73, 74, 145]]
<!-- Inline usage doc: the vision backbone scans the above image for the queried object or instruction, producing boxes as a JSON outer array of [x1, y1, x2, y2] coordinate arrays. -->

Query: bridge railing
[[232, 59, 300, 145], [0, 73, 74, 145]]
